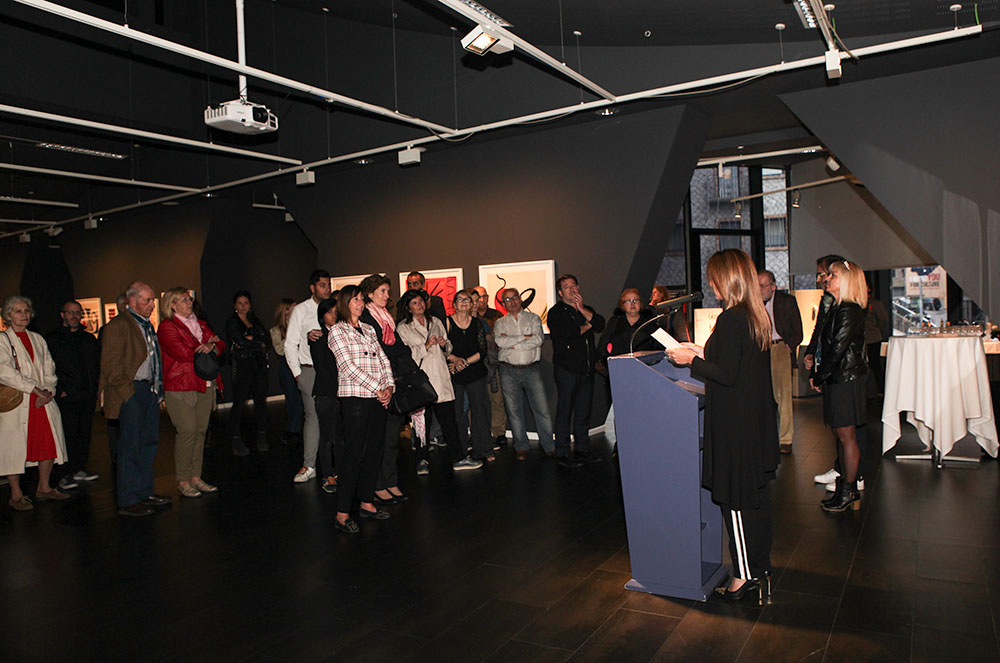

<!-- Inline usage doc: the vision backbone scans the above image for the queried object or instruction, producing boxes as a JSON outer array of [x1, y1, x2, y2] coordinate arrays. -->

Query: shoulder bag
[[0, 331, 25, 412]]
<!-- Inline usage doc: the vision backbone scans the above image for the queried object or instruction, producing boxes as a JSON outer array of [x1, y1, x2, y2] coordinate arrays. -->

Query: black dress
[[690, 307, 779, 510]]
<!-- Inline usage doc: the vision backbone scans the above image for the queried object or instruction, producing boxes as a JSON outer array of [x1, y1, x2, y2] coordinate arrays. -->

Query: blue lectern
[[608, 351, 727, 601]]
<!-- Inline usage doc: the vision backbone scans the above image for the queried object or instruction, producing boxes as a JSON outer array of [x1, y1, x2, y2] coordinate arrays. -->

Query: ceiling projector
[[204, 99, 278, 134]]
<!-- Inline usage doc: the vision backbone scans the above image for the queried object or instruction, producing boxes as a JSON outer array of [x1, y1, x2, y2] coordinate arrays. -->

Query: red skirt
[[25, 392, 57, 462]]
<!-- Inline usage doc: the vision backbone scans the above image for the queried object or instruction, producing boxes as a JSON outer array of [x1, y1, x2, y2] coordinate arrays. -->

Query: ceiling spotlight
[[354, 158, 373, 166], [45, 226, 63, 237], [734, 201, 743, 219], [296, 169, 316, 186], [84, 216, 98, 230], [19, 232, 30, 243], [596, 107, 618, 116], [826, 156, 841, 172], [791, 191, 801, 208], [398, 146, 425, 167], [461, 24, 513, 55], [284, 211, 295, 223], [455, 0, 512, 27]]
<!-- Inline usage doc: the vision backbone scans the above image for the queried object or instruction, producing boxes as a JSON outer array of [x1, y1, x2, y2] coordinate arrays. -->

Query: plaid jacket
[[328, 321, 393, 398]]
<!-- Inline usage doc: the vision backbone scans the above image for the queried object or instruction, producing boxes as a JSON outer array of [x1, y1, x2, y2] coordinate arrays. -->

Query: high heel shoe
[[822, 480, 861, 512], [821, 478, 843, 508], [715, 577, 760, 601]]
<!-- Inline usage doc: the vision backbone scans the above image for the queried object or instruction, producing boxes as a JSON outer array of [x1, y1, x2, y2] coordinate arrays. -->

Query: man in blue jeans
[[547, 274, 605, 468], [99, 281, 171, 517], [494, 288, 555, 461]]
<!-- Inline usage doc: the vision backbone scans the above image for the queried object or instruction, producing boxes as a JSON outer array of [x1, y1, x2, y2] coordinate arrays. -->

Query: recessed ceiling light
[[354, 158, 373, 166], [37, 142, 127, 160]]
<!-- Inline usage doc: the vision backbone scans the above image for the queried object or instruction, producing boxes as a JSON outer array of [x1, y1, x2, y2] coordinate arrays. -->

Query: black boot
[[822, 479, 860, 512], [821, 478, 843, 508], [232, 435, 250, 457]]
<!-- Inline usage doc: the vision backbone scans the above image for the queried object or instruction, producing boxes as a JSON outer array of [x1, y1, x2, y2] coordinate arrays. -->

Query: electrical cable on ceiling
[[651, 72, 768, 98], [451, 27, 459, 129], [324, 10, 331, 158], [558, 0, 565, 63], [391, 0, 399, 112], [573, 30, 583, 103]]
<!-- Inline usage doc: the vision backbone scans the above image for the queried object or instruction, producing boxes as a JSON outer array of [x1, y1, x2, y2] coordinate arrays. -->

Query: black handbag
[[194, 351, 221, 380], [388, 361, 437, 416]]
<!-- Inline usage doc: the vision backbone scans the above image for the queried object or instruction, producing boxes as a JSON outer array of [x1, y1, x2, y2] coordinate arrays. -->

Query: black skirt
[[822, 378, 867, 428]]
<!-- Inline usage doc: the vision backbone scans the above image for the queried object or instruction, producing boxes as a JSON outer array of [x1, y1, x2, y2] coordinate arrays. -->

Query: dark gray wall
[[789, 157, 934, 274], [782, 57, 1000, 316]]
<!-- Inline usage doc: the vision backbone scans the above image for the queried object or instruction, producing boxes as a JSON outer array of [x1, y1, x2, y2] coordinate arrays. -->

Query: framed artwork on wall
[[104, 302, 120, 323], [77, 297, 103, 337], [398, 268, 464, 316], [478, 260, 557, 332], [330, 274, 374, 292]]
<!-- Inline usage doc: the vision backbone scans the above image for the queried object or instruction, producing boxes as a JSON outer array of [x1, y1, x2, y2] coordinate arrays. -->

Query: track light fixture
[[45, 226, 63, 237], [734, 201, 743, 219], [791, 191, 801, 208], [84, 216, 98, 229], [461, 24, 513, 55], [19, 232, 30, 243], [826, 156, 841, 172], [398, 146, 425, 167], [296, 169, 315, 187]]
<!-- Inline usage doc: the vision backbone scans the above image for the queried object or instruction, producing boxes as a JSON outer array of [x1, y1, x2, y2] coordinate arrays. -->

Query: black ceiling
[[1, 0, 998, 238]]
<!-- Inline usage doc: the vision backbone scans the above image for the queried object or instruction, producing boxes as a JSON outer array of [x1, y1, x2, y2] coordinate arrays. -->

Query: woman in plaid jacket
[[327, 285, 394, 534]]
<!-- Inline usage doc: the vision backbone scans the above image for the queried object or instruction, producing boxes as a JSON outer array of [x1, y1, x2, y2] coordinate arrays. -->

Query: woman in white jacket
[[0, 296, 70, 510], [395, 289, 482, 476]]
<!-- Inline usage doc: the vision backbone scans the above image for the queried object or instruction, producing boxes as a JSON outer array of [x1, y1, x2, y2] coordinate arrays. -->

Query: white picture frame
[[478, 260, 557, 332]]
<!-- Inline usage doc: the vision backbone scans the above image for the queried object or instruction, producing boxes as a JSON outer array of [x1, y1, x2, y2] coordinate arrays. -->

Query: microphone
[[654, 291, 703, 311]]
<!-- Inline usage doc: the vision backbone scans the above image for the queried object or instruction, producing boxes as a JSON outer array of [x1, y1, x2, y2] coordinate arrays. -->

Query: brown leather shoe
[[9, 496, 33, 511], [35, 489, 71, 502], [779, 443, 793, 454], [516, 450, 528, 461]]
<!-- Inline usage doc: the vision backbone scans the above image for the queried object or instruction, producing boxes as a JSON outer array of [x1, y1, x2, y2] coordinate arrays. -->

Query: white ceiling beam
[[0, 162, 201, 192], [0, 195, 79, 208], [0, 217, 57, 225], [436, 0, 616, 101], [730, 175, 851, 202], [697, 146, 825, 167], [0, 103, 302, 165], [0, 24, 982, 239], [13, 0, 455, 134]]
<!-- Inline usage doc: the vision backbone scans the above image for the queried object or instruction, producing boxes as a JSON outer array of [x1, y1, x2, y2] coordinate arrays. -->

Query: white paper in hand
[[652, 328, 682, 350]]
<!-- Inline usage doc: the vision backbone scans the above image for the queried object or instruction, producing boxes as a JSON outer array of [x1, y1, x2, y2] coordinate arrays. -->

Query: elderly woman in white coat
[[0, 296, 70, 511], [395, 289, 482, 476]]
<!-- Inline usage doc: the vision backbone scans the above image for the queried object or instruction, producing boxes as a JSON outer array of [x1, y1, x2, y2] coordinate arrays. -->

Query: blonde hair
[[705, 249, 772, 351], [828, 260, 868, 308], [273, 298, 295, 336], [159, 287, 190, 320]]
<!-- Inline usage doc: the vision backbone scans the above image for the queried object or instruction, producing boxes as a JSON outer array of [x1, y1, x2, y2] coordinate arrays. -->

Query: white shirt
[[764, 295, 782, 342], [494, 311, 545, 365], [284, 297, 320, 378]]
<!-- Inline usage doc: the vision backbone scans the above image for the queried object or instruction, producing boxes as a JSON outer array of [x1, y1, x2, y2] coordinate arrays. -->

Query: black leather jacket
[[813, 301, 868, 385]]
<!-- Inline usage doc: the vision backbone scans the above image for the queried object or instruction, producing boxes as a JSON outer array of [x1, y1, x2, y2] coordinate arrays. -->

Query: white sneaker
[[73, 469, 99, 482], [814, 469, 840, 484], [293, 466, 316, 483], [58, 475, 78, 490], [452, 457, 484, 471], [416, 460, 430, 476], [825, 479, 865, 492]]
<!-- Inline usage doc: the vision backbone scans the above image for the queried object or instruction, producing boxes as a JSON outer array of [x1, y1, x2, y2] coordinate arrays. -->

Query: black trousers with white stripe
[[720, 484, 773, 580]]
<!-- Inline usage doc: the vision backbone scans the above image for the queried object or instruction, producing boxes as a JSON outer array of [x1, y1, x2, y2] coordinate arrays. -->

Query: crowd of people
[[0, 254, 872, 603]]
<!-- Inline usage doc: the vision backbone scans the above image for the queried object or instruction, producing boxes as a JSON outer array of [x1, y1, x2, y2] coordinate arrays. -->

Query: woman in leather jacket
[[810, 260, 869, 512], [225, 290, 270, 456]]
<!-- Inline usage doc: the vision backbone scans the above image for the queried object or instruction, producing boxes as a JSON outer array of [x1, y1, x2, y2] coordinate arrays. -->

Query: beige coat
[[396, 317, 455, 403], [0, 330, 68, 475]]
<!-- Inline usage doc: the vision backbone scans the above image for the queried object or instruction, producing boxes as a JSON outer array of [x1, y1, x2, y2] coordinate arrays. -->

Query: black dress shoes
[[334, 518, 359, 534], [558, 455, 583, 469], [142, 494, 172, 507], [359, 508, 390, 520], [119, 503, 155, 517]]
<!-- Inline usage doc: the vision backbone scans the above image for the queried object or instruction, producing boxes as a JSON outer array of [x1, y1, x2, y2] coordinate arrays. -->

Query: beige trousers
[[770, 345, 793, 446], [165, 384, 215, 482]]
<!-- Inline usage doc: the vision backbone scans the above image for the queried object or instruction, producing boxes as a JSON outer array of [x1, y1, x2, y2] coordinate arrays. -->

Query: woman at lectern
[[665, 249, 778, 604], [810, 260, 868, 513]]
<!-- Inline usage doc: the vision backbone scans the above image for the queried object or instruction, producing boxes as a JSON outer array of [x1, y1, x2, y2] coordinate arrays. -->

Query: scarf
[[128, 309, 163, 397], [366, 303, 396, 346]]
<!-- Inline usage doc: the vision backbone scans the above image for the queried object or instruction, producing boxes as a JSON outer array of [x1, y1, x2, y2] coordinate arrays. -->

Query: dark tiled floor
[[1, 397, 999, 662]]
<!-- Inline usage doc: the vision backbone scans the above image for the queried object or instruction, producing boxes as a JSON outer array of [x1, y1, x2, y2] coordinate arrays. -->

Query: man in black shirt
[[47, 299, 101, 489], [547, 274, 605, 467]]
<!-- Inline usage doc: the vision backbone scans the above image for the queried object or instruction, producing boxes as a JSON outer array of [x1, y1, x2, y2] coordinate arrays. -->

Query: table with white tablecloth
[[881, 335, 999, 461]]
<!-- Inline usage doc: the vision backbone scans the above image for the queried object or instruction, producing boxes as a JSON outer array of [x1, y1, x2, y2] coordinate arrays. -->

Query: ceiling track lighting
[[398, 146, 424, 167], [461, 24, 513, 55], [19, 232, 30, 243], [37, 141, 127, 160], [734, 201, 743, 219], [791, 191, 801, 208], [84, 216, 98, 229], [0, 195, 79, 208], [455, 0, 512, 27], [295, 169, 315, 186], [44, 226, 63, 237]]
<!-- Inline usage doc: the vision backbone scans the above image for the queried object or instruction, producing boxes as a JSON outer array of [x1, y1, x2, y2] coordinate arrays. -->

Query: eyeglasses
[[455, 297, 472, 303], [622, 298, 641, 304], [501, 296, 519, 303]]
